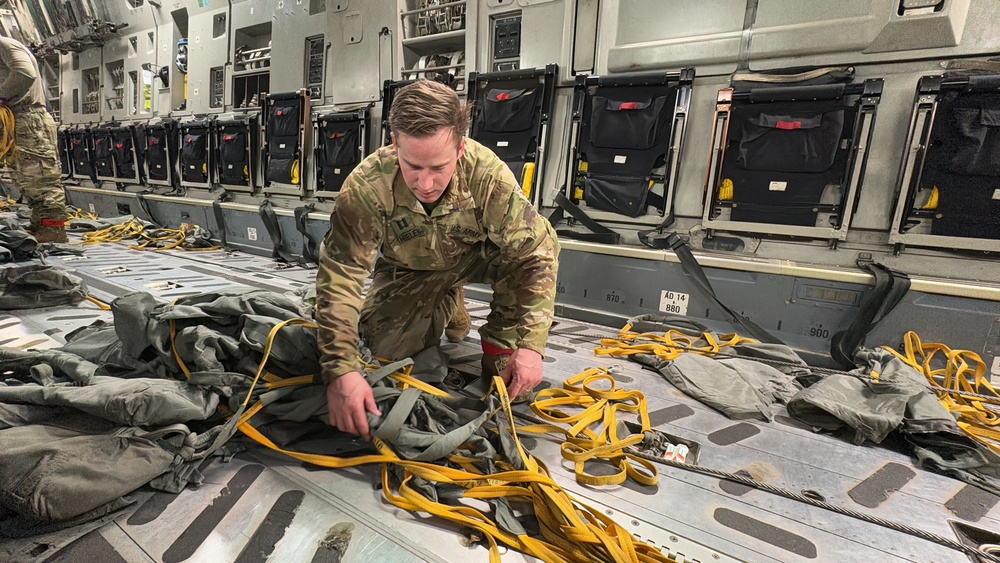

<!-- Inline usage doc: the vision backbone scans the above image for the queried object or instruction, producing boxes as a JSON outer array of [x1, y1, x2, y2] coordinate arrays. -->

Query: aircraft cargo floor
[[2, 238, 998, 563]]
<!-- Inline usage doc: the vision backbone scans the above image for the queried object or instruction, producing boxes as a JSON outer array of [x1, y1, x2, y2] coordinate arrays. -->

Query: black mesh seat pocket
[[320, 125, 359, 167], [181, 131, 208, 182], [220, 164, 247, 185], [71, 137, 92, 174], [321, 166, 350, 192], [93, 135, 112, 159], [219, 131, 248, 184], [181, 133, 207, 161], [738, 110, 844, 173], [270, 135, 298, 156], [481, 88, 537, 133], [219, 131, 247, 165], [949, 104, 1000, 176], [590, 95, 668, 150], [932, 181, 1000, 239], [112, 135, 134, 165], [267, 156, 298, 184], [584, 176, 649, 217], [268, 103, 300, 138], [146, 135, 168, 179], [112, 140, 135, 177], [731, 202, 820, 227], [93, 134, 114, 176]]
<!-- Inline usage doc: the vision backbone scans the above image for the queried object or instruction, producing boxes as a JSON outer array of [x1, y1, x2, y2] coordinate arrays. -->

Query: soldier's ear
[[458, 137, 465, 160], [390, 132, 396, 149]]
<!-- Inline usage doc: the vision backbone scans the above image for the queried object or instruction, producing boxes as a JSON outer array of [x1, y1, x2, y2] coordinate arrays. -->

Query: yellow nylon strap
[[597, 327, 749, 362], [168, 318, 192, 380], [81, 218, 145, 245], [0, 106, 15, 160], [883, 331, 1000, 454], [392, 372, 453, 397], [524, 367, 658, 487], [127, 224, 221, 252], [85, 296, 111, 310], [265, 374, 312, 388]]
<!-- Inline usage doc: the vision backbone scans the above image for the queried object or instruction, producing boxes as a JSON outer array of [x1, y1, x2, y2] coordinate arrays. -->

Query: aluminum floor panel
[[1, 237, 996, 563]]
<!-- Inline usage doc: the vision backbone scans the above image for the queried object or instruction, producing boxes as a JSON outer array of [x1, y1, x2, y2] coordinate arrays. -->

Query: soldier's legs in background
[[12, 109, 66, 243]]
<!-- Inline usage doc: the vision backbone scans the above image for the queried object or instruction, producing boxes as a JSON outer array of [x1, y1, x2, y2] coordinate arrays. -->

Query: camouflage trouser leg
[[359, 245, 520, 361], [10, 107, 65, 227]]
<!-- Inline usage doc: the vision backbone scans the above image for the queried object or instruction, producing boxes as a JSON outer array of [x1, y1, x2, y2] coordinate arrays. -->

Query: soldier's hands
[[503, 348, 543, 399], [326, 371, 382, 440]]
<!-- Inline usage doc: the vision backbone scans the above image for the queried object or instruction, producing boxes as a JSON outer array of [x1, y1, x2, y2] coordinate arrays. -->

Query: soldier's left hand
[[503, 348, 543, 398]]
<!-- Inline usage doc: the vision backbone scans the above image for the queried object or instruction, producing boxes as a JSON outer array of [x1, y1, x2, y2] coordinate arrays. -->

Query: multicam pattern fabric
[[11, 107, 64, 225], [316, 138, 559, 380]]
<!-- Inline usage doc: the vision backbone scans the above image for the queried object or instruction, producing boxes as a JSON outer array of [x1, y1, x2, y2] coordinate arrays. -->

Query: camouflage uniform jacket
[[316, 138, 559, 379]]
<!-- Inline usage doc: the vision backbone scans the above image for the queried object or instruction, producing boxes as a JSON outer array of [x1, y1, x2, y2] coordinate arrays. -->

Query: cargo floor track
[[2, 238, 998, 563]]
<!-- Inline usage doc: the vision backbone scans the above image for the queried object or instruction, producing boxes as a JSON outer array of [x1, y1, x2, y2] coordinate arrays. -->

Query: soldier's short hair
[[389, 80, 471, 146]]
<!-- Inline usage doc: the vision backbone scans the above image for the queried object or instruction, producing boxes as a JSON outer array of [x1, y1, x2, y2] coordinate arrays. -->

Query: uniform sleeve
[[315, 176, 384, 382], [482, 169, 560, 356], [0, 41, 39, 106]]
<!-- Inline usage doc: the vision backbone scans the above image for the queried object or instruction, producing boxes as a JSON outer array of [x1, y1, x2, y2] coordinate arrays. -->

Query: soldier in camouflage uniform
[[0, 37, 66, 244], [316, 80, 560, 439]]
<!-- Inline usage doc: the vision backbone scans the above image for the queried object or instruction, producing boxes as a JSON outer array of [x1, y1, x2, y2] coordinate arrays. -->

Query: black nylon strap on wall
[[830, 263, 910, 369], [258, 200, 295, 263], [549, 192, 621, 244], [293, 205, 320, 264], [134, 192, 158, 227], [212, 201, 229, 250], [665, 233, 785, 345], [637, 209, 676, 249]]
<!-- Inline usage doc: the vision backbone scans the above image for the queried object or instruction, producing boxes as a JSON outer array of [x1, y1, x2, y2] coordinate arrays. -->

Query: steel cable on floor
[[501, 405, 1000, 563]]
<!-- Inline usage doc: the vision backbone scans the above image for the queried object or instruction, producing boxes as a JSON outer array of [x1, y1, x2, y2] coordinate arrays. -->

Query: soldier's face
[[393, 129, 464, 204]]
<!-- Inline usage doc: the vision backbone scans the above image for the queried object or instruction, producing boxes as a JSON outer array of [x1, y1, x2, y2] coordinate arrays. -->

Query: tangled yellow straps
[[225, 316, 678, 562], [238, 373, 678, 562], [884, 331, 1000, 453], [78, 217, 220, 251], [523, 368, 658, 488], [596, 325, 749, 361]]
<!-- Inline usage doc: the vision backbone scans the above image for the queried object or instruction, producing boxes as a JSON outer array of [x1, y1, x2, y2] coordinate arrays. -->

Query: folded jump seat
[[109, 125, 142, 183], [92, 127, 116, 180], [892, 73, 1000, 246], [68, 128, 95, 181], [315, 108, 369, 195], [264, 90, 310, 193], [550, 70, 693, 246], [703, 69, 882, 246], [468, 64, 557, 204], [143, 120, 179, 187], [179, 121, 212, 187], [216, 117, 259, 192]]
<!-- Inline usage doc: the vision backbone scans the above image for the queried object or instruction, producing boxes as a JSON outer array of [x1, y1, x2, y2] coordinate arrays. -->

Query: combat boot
[[445, 287, 471, 342], [481, 343, 533, 403], [33, 219, 68, 244]]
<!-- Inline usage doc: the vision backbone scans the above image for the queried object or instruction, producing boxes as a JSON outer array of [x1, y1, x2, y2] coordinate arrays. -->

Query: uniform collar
[[392, 143, 475, 217]]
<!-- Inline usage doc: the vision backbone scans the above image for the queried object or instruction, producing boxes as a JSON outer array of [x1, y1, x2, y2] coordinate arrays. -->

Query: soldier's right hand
[[326, 371, 382, 440]]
